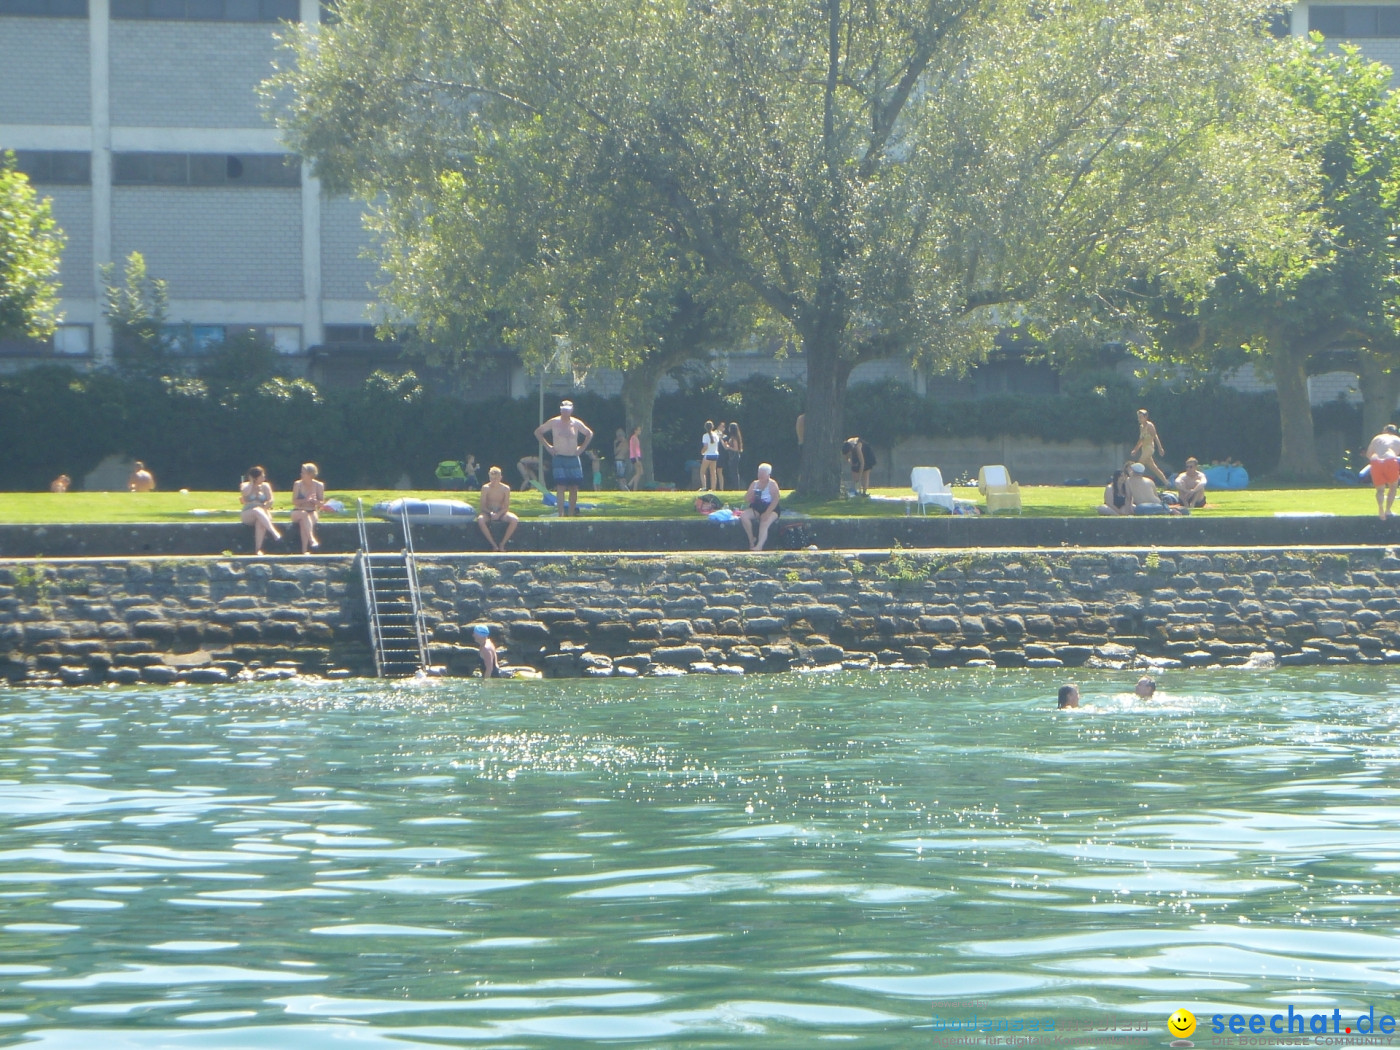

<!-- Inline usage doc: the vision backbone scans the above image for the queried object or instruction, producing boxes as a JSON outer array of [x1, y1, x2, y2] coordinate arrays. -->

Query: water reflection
[[1, 670, 1399, 1046]]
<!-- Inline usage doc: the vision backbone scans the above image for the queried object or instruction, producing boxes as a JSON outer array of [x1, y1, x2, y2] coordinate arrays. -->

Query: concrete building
[[0, 1, 1397, 397], [0, 0, 379, 367]]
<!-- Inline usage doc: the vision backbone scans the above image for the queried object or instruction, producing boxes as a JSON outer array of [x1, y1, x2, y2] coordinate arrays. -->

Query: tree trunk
[[1359, 351, 1400, 449], [620, 357, 665, 488], [795, 325, 853, 499], [1270, 341, 1326, 481]]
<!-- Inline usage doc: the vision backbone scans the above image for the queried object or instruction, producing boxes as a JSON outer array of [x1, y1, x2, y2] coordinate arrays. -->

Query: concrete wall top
[[2, 514, 1399, 559]]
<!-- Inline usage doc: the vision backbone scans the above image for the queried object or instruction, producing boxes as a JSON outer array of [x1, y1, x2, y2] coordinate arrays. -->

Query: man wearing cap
[[1125, 462, 1166, 514], [534, 400, 594, 516], [1366, 424, 1400, 520]]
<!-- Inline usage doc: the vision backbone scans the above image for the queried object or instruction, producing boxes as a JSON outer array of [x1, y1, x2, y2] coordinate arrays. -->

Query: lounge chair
[[978, 465, 1022, 514], [910, 467, 955, 515]]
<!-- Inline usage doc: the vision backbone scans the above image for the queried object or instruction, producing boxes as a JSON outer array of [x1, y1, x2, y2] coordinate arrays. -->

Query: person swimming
[[1057, 684, 1080, 709]]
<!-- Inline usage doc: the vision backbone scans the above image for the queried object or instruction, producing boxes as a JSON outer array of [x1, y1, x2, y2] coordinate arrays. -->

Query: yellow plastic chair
[[978, 465, 1022, 514]]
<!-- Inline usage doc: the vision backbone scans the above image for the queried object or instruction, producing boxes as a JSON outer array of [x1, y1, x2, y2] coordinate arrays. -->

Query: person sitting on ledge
[[289, 462, 325, 555], [1125, 463, 1166, 515], [740, 462, 781, 552], [239, 465, 282, 555], [477, 466, 520, 552], [49, 474, 70, 493]]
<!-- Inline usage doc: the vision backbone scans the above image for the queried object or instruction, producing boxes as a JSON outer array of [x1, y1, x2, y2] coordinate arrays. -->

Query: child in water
[[473, 624, 499, 679]]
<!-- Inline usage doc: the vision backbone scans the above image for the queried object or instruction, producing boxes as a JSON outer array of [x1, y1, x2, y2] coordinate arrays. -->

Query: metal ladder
[[356, 499, 431, 677]]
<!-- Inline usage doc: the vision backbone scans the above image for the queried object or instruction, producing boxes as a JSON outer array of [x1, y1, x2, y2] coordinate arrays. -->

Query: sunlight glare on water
[[1, 669, 1399, 1047]]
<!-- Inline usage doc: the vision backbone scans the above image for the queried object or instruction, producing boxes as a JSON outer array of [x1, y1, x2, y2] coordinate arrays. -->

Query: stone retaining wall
[[2, 511, 1398, 558], [3, 547, 1399, 686]]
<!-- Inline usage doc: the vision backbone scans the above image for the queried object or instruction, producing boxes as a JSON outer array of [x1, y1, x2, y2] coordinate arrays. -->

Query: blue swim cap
[[472, 624, 490, 638]]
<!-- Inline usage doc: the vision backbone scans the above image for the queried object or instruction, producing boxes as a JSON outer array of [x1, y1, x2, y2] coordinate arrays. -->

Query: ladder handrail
[[356, 498, 387, 678], [398, 505, 432, 671]]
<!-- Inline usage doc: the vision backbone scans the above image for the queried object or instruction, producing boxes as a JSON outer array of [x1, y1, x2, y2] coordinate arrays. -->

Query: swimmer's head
[[1057, 684, 1079, 709], [1135, 675, 1156, 698], [472, 625, 490, 639]]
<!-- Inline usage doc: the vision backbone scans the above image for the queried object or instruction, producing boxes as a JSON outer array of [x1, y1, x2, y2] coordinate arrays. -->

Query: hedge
[[0, 365, 1339, 490]]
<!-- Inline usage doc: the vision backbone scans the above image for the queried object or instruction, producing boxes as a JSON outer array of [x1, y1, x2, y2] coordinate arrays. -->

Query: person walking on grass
[[1132, 408, 1168, 485], [1367, 424, 1400, 520], [628, 426, 644, 491]]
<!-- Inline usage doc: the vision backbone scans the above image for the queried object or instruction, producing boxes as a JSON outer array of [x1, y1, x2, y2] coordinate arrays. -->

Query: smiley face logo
[[1168, 1009, 1197, 1039]]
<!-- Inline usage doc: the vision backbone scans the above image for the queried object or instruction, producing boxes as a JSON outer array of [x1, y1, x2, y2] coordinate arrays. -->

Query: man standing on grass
[[1367, 424, 1400, 520], [534, 400, 593, 516]]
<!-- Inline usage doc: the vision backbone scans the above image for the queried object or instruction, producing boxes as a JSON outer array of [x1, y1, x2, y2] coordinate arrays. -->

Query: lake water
[[1, 670, 1399, 1048]]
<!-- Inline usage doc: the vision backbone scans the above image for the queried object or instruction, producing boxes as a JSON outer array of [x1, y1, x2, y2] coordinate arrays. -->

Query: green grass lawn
[[0, 482, 1380, 524]]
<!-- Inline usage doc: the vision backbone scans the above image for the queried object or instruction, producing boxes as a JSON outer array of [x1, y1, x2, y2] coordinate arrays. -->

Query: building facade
[[0, 1, 1397, 388], [0, 0, 379, 365]]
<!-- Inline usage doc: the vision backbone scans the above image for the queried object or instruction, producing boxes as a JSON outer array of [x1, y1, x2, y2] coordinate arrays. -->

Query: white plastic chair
[[910, 467, 954, 515], [978, 464, 1022, 514]]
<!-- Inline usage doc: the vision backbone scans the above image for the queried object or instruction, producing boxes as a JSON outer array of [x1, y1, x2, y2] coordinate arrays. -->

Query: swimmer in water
[[473, 624, 499, 679], [1134, 676, 1157, 699], [1057, 683, 1080, 709]]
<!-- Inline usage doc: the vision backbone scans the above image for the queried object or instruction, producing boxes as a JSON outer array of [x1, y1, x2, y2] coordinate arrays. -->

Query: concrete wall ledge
[[1, 514, 1398, 558]]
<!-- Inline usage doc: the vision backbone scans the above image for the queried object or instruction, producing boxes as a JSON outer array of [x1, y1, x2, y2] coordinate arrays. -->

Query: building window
[[324, 324, 397, 343], [53, 325, 92, 356], [110, 0, 295, 20], [1309, 5, 1400, 37], [0, 0, 86, 15], [9, 151, 91, 185], [264, 325, 302, 355], [113, 152, 300, 188], [160, 324, 303, 355]]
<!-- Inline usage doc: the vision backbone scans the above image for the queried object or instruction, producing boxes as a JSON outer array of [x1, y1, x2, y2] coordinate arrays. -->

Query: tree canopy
[[270, 0, 1312, 495], [0, 153, 64, 342], [1141, 36, 1400, 479]]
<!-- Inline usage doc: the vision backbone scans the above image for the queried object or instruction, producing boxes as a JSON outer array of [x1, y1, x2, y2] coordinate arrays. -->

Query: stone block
[[653, 644, 706, 667], [744, 616, 786, 635]]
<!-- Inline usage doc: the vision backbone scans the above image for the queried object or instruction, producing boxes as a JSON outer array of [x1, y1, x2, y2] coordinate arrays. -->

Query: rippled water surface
[[2, 670, 1400, 1047]]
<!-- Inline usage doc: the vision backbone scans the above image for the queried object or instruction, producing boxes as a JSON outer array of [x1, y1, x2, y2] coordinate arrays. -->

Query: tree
[[270, 0, 1311, 496], [101, 251, 169, 376], [1142, 37, 1400, 480], [0, 152, 64, 341]]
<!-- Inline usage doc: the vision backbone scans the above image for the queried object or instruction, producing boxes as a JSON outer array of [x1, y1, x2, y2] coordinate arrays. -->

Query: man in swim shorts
[[1367, 425, 1400, 520], [534, 400, 594, 517], [477, 466, 520, 552]]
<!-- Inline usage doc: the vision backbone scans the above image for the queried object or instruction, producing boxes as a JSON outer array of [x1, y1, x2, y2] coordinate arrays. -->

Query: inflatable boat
[[371, 498, 477, 524]]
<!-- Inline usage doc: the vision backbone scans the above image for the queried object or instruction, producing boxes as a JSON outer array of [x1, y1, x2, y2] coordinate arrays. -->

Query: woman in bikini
[[290, 462, 325, 554], [240, 466, 281, 555]]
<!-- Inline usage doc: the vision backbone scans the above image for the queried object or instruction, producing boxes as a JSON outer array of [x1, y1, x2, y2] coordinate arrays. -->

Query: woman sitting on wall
[[290, 462, 325, 555], [240, 466, 282, 555]]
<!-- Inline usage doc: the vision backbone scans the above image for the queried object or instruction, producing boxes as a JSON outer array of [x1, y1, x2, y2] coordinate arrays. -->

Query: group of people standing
[[698, 420, 745, 491]]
